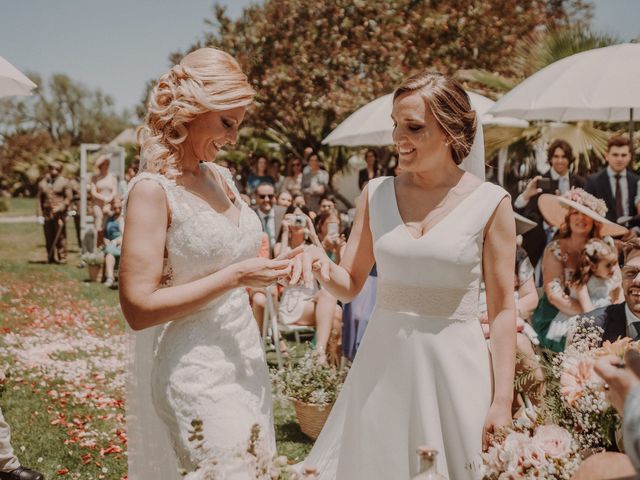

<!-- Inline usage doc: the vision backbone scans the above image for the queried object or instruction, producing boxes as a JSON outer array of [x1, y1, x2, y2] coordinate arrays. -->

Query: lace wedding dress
[[302, 176, 509, 479], [125, 165, 275, 479]]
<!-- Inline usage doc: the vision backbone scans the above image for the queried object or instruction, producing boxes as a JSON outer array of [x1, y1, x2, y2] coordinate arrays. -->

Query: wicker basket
[[87, 264, 102, 282], [290, 398, 334, 440]]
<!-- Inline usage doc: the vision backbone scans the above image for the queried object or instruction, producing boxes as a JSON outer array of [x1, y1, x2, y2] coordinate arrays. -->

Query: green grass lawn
[[0, 197, 37, 217], [0, 218, 312, 479]]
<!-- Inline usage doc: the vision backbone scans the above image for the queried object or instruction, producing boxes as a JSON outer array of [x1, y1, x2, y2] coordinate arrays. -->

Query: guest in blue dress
[[103, 198, 124, 288], [342, 264, 377, 360]]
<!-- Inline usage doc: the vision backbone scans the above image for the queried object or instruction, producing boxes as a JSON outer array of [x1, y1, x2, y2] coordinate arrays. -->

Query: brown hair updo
[[138, 48, 256, 178], [393, 72, 477, 165]]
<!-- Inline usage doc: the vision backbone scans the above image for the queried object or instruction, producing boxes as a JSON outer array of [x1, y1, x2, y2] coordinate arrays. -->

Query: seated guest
[[586, 135, 639, 229], [252, 182, 285, 256], [532, 188, 627, 352], [277, 190, 292, 208], [103, 198, 124, 288], [318, 194, 337, 216], [274, 205, 341, 364], [569, 238, 640, 346], [358, 149, 381, 190], [282, 156, 303, 196], [269, 158, 284, 193], [246, 155, 275, 195], [301, 153, 329, 213], [514, 139, 585, 268], [571, 238, 623, 312]]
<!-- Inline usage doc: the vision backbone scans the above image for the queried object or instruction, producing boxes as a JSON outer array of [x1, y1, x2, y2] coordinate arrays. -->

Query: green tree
[[0, 73, 131, 147], [457, 26, 620, 175], [172, 0, 589, 159]]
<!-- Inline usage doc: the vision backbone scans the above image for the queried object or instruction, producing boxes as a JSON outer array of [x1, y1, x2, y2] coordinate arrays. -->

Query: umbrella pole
[[630, 108, 635, 162]]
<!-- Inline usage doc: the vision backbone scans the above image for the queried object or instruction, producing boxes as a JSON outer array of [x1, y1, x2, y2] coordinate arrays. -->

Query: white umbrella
[[0, 56, 37, 98], [489, 43, 640, 123], [322, 91, 526, 147]]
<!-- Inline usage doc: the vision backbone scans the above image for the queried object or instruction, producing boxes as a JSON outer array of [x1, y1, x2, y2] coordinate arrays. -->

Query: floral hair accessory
[[584, 238, 614, 258]]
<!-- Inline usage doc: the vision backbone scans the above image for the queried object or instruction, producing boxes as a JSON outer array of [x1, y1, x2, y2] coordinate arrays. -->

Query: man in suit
[[253, 182, 285, 257], [569, 238, 640, 346], [514, 139, 585, 266], [36, 161, 72, 264], [585, 135, 639, 229]]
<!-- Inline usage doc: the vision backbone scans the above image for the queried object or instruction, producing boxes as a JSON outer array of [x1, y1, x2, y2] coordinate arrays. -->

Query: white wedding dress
[[302, 176, 508, 479], [125, 165, 275, 479]]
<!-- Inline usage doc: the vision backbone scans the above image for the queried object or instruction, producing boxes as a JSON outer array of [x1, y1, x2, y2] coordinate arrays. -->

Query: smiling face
[[568, 209, 595, 236], [593, 254, 618, 279], [184, 106, 246, 162], [550, 147, 570, 176], [391, 92, 451, 173], [256, 183, 275, 214], [277, 191, 292, 207], [623, 252, 640, 315]]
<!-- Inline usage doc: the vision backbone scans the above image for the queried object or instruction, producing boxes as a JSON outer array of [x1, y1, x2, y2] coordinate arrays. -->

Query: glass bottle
[[412, 447, 447, 480]]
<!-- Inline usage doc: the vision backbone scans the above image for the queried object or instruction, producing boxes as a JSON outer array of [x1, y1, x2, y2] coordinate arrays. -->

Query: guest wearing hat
[[532, 188, 627, 351], [36, 161, 72, 264], [514, 139, 586, 267], [89, 155, 118, 246]]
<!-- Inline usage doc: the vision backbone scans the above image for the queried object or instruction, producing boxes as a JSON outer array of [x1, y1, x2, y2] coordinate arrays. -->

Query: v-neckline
[[174, 164, 243, 230], [389, 176, 485, 241]]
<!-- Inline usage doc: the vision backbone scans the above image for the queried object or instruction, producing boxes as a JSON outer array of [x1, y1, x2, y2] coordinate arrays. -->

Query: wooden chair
[[261, 285, 314, 369]]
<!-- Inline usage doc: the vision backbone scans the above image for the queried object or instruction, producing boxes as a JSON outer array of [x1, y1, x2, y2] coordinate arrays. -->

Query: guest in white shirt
[[586, 135, 639, 228], [514, 139, 585, 267], [253, 182, 285, 256]]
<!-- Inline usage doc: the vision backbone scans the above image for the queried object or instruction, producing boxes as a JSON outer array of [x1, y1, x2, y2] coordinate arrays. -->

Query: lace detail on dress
[[126, 168, 272, 477]]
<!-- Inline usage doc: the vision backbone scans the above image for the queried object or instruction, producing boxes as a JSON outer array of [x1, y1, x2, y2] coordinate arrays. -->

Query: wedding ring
[[604, 383, 610, 391]]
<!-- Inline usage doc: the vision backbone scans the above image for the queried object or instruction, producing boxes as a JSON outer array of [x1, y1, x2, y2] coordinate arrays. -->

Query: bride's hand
[[482, 402, 512, 451], [234, 246, 304, 288], [289, 245, 331, 287]]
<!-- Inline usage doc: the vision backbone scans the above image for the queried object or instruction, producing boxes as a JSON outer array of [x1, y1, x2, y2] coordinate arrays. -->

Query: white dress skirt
[[301, 177, 509, 479]]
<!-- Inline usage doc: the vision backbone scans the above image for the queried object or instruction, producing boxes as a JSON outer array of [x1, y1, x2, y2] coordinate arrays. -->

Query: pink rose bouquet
[[480, 409, 581, 480]]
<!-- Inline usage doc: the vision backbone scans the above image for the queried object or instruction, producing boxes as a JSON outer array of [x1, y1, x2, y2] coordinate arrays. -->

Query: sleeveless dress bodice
[[125, 166, 274, 479], [303, 176, 509, 480], [371, 177, 492, 322]]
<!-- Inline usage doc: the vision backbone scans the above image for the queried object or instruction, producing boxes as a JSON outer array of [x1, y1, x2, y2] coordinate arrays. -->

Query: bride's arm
[[482, 197, 517, 448], [119, 180, 293, 331], [292, 185, 375, 303]]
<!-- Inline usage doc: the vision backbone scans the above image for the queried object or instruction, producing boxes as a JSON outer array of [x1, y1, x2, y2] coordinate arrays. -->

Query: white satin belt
[[375, 281, 479, 320]]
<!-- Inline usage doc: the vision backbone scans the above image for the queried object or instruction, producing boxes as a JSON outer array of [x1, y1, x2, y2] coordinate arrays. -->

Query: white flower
[[533, 425, 574, 458]]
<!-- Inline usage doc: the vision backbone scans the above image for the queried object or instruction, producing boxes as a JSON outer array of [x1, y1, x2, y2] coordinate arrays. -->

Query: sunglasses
[[258, 194, 275, 199]]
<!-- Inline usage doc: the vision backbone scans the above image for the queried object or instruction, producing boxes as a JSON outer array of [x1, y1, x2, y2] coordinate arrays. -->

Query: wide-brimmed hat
[[514, 212, 537, 236], [95, 154, 110, 168], [538, 188, 628, 237]]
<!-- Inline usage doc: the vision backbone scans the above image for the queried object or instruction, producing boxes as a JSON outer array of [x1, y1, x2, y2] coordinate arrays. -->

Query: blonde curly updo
[[393, 72, 476, 166], [138, 48, 255, 178]]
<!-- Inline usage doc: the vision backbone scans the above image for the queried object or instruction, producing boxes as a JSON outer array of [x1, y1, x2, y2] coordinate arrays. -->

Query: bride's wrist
[[491, 395, 513, 409]]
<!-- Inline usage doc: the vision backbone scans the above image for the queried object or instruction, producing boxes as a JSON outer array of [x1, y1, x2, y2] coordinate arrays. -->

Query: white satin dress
[[302, 176, 508, 479]]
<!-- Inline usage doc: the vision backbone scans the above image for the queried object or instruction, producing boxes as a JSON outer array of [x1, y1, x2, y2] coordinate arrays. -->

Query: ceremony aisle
[[0, 199, 311, 480]]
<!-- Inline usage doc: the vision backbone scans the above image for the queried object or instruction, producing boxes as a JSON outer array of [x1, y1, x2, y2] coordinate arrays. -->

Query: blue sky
[[1, 0, 638, 112]]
